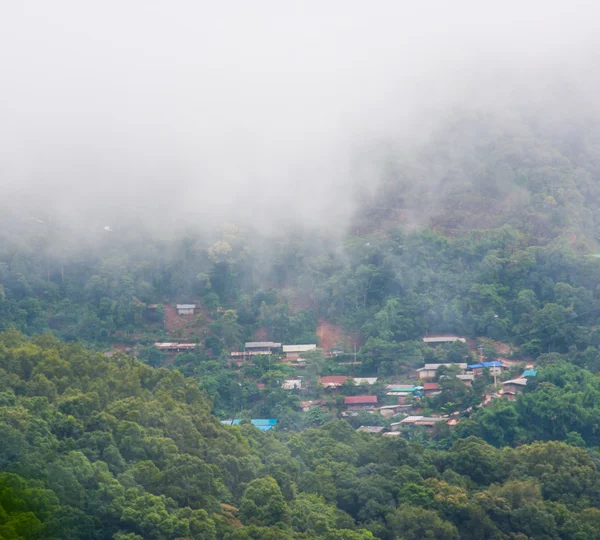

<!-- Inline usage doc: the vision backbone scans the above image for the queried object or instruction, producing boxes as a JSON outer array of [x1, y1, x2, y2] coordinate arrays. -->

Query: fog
[[1, 1, 599, 236]]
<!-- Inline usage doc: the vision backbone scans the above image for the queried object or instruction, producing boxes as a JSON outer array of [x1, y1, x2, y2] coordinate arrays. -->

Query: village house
[[281, 379, 302, 390], [244, 342, 282, 355], [456, 374, 475, 385], [416, 363, 467, 380], [299, 400, 326, 412], [392, 415, 448, 430], [385, 385, 423, 402], [153, 342, 196, 353], [423, 336, 467, 345], [353, 377, 378, 385], [423, 382, 441, 396], [502, 377, 528, 400], [176, 304, 196, 315], [344, 395, 378, 411], [357, 425, 385, 434], [468, 361, 506, 377], [221, 419, 277, 431], [320, 376, 349, 388], [282, 344, 317, 360], [379, 404, 412, 417]]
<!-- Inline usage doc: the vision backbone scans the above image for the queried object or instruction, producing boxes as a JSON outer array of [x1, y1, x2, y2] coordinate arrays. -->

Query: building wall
[[347, 404, 376, 411], [418, 370, 436, 379], [178, 308, 195, 315]]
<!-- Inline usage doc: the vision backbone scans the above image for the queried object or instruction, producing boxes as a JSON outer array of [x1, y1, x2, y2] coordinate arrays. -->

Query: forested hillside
[[3, 115, 600, 538], [3, 332, 600, 539]]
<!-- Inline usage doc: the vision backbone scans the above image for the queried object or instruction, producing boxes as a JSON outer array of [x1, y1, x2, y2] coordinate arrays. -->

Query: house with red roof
[[423, 382, 441, 396], [344, 395, 378, 410], [320, 376, 350, 388]]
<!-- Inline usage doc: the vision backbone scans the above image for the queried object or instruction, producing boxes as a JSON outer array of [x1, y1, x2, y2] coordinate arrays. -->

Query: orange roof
[[344, 395, 378, 405]]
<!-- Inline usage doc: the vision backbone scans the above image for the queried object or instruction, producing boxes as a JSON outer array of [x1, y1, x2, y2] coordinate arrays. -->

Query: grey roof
[[282, 344, 317, 353], [423, 336, 466, 343], [245, 341, 282, 348], [176, 304, 196, 309], [357, 426, 385, 433], [503, 377, 528, 386], [417, 363, 467, 371]]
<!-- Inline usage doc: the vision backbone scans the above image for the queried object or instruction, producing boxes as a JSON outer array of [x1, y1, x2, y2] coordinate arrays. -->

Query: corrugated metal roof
[[423, 336, 466, 343], [344, 395, 378, 404], [320, 376, 349, 386], [281, 379, 302, 390], [502, 378, 527, 386], [245, 342, 282, 348], [418, 363, 468, 370], [353, 377, 378, 385], [282, 344, 317, 353], [468, 361, 504, 369], [522, 369, 538, 377], [221, 419, 278, 430], [176, 304, 196, 309], [357, 426, 384, 433]]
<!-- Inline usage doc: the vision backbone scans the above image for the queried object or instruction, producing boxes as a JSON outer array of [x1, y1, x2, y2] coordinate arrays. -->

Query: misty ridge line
[[1, 1, 599, 238]]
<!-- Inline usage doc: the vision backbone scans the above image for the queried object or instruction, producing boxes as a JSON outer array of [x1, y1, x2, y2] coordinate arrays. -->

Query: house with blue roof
[[467, 361, 506, 377], [220, 419, 278, 431]]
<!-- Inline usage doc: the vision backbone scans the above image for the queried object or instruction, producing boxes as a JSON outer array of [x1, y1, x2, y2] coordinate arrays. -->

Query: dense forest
[[4, 113, 600, 538], [3, 333, 600, 539]]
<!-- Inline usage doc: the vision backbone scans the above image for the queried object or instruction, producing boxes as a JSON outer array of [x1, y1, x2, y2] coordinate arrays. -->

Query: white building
[[282, 344, 317, 360], [177, 304, 196, 315], [416, 363, 467, 380]]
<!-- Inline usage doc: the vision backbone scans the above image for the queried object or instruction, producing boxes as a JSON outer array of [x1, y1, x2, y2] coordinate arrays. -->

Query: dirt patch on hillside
[[163, 304, 210, 340], [316, 320, 360, 352], [253, 326, 270, 341]]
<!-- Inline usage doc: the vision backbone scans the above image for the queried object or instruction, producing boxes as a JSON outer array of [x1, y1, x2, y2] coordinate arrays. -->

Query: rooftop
[[344, 395, 378, 405], [281, 379, 302, 390], [468, 361, 505, 369], [423, 336, 466, 343], [245, 341, 282, 348], [221, 419, 278, 431], [320, 376, 349, 387], [503, 377, 528, 386], [423, 382, 440, 391], [353, 377, 378, 385], [418, 363, 468, 370], [522, 369, 538, 377], [176, 304, 196, 309], [299, 400, 325, 408], [357, 426, 385, 433], [282, 344, 317, 353]]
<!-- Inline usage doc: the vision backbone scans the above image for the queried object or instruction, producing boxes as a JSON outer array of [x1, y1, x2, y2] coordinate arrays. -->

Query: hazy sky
[[1, 1, 599, 232]]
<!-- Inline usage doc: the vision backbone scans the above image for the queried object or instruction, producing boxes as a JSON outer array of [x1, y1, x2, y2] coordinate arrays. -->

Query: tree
[[387, 504, 459, 540], [239, 476, 290, 527]]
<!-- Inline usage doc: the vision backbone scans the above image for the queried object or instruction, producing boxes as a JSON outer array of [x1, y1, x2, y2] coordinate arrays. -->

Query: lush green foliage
[[1, 332, 600, 539]]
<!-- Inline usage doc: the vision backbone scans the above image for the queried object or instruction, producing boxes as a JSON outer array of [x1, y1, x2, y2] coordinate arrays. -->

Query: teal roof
[[522, 369, 538, 377], [221, 419, 277, 431]]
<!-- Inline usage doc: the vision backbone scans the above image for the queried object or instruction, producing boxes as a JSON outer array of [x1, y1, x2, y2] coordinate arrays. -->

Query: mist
[[1, 1, 600, 237]]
